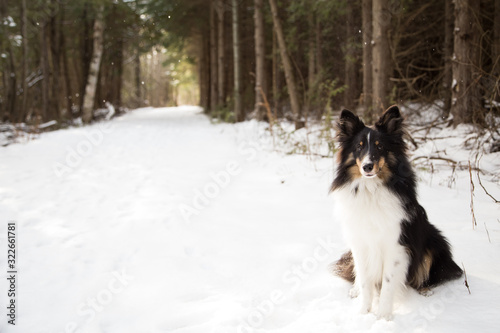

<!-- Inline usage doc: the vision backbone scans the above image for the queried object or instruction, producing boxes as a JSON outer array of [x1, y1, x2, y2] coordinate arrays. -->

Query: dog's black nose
[[363, 163, 374, 172]]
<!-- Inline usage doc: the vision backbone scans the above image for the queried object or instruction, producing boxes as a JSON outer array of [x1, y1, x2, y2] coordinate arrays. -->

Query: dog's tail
[[331, 250, 355, 283]]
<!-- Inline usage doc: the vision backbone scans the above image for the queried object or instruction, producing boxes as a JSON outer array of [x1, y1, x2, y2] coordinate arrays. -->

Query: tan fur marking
[[409, 250, 433, 289], [377, 157, 393, 182], [336, 148, 343, 164], [350, 159, 363, 178]]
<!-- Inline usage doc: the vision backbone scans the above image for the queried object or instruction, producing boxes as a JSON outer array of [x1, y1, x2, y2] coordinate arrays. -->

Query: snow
[[0, 106, 499, 332]]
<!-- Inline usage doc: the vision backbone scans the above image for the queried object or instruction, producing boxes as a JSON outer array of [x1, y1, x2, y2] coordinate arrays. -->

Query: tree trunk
[[443, 0, 454, 117], [272, 29, 278, 116], [20, 0, 28, 122], [82, 6, 105, 124], [372, 0, 392, 114], [60, 3, 73, 119], [268, 0, 302, 129], [199, 32, 210, 111], [315, 18, 323, 77], [209, 0, 218, 112], [80, 3, 93, 115], [216, 0, 225, 107], [451, 0, 483, 126], [40, 23, 50, 121], [344, 0, 358, 111], [493, 0, 500, 76], [232, 0, 243, 121], [307, 10, 315, 90], [254, 0, 266, 120], [134, 47, 142, 107], [49, 0, 61, 120], [362, 0, 373, 122], [0, 0, 16, 122]]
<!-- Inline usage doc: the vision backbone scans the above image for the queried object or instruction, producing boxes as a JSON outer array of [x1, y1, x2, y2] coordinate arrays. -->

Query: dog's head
[[336, 105, 405, 180]]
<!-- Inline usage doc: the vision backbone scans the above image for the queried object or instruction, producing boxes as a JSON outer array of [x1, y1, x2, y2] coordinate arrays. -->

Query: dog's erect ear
[[375, 105, 403, 134], [337, 109, 365, 138]]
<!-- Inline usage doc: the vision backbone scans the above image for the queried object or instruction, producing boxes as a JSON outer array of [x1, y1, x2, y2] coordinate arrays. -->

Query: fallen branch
[[462, 262, 471, 295], [475, 154, 500, 204], [469, 161, 477, 229], [412, 155, 458, 166]]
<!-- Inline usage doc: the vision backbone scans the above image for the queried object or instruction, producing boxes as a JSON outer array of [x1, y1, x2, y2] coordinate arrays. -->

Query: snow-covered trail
[[0, 106, 499, 333]]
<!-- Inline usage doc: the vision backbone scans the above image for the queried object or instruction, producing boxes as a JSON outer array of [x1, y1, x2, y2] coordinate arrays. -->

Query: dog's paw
[[349, 286, 359, 298], [418, 288, 434, 297], [376, 310, 394, 321]]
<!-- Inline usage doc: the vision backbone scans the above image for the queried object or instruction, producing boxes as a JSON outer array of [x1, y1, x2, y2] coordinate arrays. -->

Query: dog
[[331, 105, 462, 320]]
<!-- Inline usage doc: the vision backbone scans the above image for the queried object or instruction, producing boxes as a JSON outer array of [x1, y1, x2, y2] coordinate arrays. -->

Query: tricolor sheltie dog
[[331, 106, 462, 320]]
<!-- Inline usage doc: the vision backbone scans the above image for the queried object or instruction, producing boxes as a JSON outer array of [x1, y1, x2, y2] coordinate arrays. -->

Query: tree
[[209, 0, 218, 112], [82, 5, 105, 124], [254, 0, 266, 120], [443, 0, 454, 117], [20, 0, 28, 122], [268, 0, 302, 129], [344, 0, 360, 111], [362, 0, 373, 122], [372, 0, 392, 113], [451, 0, 483, 125], [232, 0, 243, 121], [216, 0, 225, 107]]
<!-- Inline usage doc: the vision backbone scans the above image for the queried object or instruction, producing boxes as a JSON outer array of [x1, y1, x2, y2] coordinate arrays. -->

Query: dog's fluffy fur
[[331, 106, 462, 319]]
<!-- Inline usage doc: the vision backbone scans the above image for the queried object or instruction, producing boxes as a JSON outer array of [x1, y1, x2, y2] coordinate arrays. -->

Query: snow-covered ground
[[0, 106, 499, 332]]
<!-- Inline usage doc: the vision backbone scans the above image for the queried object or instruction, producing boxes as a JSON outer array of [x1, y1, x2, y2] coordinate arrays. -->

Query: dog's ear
[[337, 109, 365, 138], [375, 105, 403, 134]]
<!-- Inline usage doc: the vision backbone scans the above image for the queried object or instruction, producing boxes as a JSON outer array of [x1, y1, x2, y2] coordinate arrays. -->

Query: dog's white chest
[[332, 178, 406, 247]]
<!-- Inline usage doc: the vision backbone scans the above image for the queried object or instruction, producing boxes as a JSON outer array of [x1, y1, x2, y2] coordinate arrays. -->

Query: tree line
[[1, 0, 499, 128], [181, 0, 500, 129]]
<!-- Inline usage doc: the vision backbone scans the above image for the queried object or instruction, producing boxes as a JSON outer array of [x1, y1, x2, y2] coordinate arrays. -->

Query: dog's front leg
[[377, 247, 409, 320], [352, 253, 374, 314]]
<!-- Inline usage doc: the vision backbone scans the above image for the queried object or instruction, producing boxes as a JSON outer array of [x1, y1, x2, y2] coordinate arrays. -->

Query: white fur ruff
[[333, 177, 410, 319]]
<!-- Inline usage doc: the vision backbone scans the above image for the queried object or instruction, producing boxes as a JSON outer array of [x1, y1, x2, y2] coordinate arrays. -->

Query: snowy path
[[0, 106, 499, 332]]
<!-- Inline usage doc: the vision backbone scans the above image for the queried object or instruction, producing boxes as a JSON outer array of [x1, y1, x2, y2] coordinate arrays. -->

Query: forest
[[0, 0, 499, 130]]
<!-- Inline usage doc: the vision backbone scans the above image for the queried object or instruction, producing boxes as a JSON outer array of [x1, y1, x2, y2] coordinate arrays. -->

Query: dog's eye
[[377, 144, 383, 151], [356, 144, 363, 151]]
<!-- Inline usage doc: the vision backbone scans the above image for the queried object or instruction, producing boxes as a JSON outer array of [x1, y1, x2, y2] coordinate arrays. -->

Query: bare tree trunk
[[362, 0, 373, 122], [216, 0, 225, 107], [232, 0, 243, 121], [344, 0, 358, 111], [0, 0, 16, 122], [79, 4, 93, 115], [268, 0, 302, 129], [493, 0, 500, 75], [315, 18, 323, 77], [209, 0, 218, 112], [20, 0, 28, 122], [40, 23, 50, 120], [49, 0, 61, 120], [60, 3, 73, 119], [254, 0, 266, 120], [134, 48, 142, 107], [272, 29, 278, 116], [443, 0, 454, 117], [451, 0, 483, 126], [306, 7, 316, 120], [82, 6, 105, 124], [199, 33, 210, 111], [307, 10, 315, 89], [372, 0, 392, 114]]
